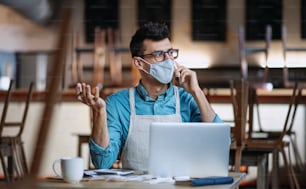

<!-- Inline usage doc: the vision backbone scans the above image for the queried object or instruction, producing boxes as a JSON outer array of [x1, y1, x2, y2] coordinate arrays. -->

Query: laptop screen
[[148, 122, 231, 178]]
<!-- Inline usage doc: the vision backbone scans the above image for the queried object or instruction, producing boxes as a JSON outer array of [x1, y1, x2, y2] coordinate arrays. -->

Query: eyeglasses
[[140, 48, 179, 62]]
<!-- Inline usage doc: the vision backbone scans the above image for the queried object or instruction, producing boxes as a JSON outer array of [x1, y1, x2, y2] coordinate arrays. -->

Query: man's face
[[142, 38, 173, 64], [134, 38, 179, 84]]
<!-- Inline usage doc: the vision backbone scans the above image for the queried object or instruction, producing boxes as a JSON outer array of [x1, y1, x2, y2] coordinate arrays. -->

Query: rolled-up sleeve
[[89, 138, 117, 169]]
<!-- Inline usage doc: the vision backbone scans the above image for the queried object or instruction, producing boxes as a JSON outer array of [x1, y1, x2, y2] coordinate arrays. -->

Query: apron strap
[[174, 86, 180, 115], [129, 88, 136, 116]]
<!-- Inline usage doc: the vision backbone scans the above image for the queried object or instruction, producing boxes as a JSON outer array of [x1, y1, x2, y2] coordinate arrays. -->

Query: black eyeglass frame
[[139, 48, 179, 62]]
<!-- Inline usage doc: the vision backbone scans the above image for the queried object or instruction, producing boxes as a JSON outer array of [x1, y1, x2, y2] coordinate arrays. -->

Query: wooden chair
[[250, 25, 306, 174], [229, 79, 270, 189], [0, 79, 14, 182], [230, 79, 300, 189], [249, 86, 304, 175], [0, 80, 34, 182], [238, 24, 274, 137]]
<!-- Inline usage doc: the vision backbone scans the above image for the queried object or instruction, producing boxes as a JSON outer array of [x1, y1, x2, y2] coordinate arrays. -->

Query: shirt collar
[[136, 82, 174, 101]]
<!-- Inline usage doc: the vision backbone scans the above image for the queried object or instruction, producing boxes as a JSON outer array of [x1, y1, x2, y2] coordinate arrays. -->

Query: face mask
[[138, 58, 174, 84]]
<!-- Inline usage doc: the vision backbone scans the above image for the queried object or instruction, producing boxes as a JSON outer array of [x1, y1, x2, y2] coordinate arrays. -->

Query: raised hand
[[76, 83, 105, 111], [173, 62, 201, 94]]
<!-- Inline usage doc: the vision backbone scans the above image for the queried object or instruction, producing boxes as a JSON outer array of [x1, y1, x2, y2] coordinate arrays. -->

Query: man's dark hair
[[129, 22, 170, 57]]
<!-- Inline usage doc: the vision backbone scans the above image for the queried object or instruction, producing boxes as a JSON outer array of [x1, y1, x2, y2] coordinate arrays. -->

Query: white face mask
[[138, 57, 174, 84]]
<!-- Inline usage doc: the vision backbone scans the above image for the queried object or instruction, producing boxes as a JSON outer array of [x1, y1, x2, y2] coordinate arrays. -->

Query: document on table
[[83, 169, 153, 182], [95, 169, 135, 175]]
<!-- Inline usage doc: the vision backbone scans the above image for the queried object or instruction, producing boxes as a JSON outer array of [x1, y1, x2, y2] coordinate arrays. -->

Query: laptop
[[148, 122, 231, 178]]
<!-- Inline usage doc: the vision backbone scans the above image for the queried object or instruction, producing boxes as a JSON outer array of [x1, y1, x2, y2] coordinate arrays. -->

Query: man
[[76, 22, 223, 171]]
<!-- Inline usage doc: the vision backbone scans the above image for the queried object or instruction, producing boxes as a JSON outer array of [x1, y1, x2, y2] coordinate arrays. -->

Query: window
[[245, 0, 282, 40], [301, 0, 306, 38], [192, 0, 227, 41], [84, 0, 119, 43]]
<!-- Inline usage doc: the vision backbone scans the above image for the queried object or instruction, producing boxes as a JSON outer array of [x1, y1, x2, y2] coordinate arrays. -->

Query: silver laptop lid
[[148, 122, 231, 178]]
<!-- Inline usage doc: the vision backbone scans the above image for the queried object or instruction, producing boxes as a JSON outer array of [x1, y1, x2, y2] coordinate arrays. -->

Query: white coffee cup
[[52, 157, 84, 184]]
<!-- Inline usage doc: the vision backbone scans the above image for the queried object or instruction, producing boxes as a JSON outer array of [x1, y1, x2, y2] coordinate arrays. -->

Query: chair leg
[[289, 135, 304, 172], [10, 138, 26, 180], [280, 147, 300, 189], [19, 142, 29, 174], [15, 142, 25, 179], [257, 153, 268, 189], [11, 140, 22, 180], [0, 149, 10, 182], [234, 147, 242, 172], [12, 138, 28, 179], [7, 149, 15, 181], [271, 149, 279, 189], [287, 146, 300, 189]]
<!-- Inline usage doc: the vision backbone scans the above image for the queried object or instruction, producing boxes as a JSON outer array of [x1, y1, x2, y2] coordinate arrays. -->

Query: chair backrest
[[17, 82, 34, 137], [0, 79, 14, 135], [0, 81, 34, 137]]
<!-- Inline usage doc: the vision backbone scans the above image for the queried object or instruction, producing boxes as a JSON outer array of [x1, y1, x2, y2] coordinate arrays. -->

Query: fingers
[[76, 83, 104, 109], [82, 83, 87, 97], [94, 86, 100, 101], [175, 65, 188, 83], [76, 83, 93, 103], [173, 63, 200, 93], [174, 62, 181, 83], [85, 84, 92, 99], [85, 84, 97, 105], [180, 68, 189, 83], [76, 83, 82, 95], [76, 83, 84, 101], [175, 66, 197, 86]]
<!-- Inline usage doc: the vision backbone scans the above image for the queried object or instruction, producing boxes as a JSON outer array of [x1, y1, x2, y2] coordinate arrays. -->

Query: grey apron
[[121, 87, 182, 171]]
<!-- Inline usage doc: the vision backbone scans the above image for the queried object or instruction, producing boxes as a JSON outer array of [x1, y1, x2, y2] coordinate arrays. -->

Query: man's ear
[[133, 57, 143, 68]]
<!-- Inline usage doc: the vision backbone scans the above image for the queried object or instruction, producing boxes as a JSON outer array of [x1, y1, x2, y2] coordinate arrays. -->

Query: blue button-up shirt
[[89, 83, 223, 168]]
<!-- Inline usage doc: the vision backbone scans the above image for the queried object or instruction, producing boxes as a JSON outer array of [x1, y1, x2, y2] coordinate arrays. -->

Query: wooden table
[[1, 172, 245, 189]]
